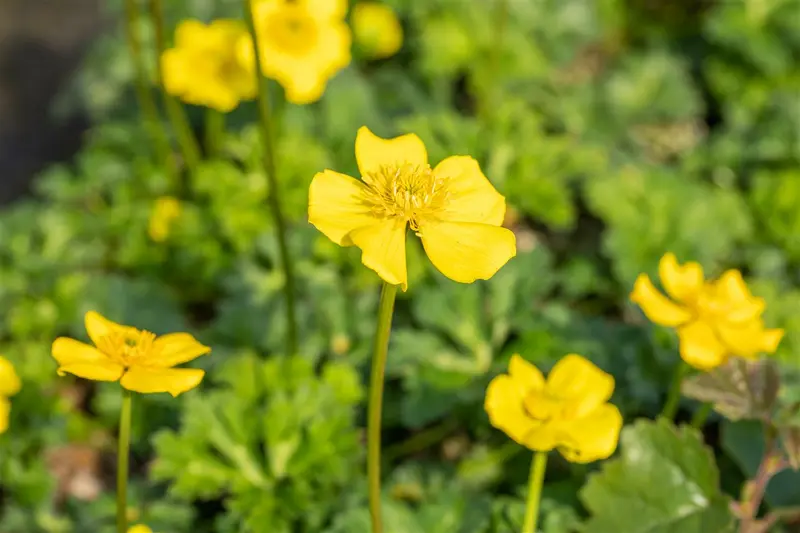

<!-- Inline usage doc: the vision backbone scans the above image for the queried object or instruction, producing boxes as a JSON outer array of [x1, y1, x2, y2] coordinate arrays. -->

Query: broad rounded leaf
[[581, 419, 734, 533]]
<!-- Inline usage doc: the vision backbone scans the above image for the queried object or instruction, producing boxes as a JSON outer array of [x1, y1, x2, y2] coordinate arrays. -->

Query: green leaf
[[681, 357, 780, 421], [581, 419, 734, 533]]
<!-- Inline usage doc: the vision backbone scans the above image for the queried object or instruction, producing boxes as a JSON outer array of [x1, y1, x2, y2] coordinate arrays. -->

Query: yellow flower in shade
[[51, 312, 210, 397], [352, 3, 403, 60], [0, 356, 21, 435], [485, 354, 623, 463], [308, 127, 517, 290], [246, 0, 351, 104], [148, 196, 182, 243], [162, 20, 256, 112], [128, 526, 153, 533], [630, 253, 784, 370]]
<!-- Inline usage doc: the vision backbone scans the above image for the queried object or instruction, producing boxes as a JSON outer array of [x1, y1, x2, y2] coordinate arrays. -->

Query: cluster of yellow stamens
[[94, 329, 157, 368], [361, 164, 450, 231]]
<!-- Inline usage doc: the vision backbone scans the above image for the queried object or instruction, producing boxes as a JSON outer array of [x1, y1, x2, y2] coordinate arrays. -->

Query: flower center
[[523, 391, 566, 421], [361, 163, 449, 231], [96, 329, 157, 367], [263, 5, 318, 55]]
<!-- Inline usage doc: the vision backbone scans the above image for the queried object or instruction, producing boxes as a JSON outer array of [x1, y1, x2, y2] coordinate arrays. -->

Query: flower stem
[[690, 402, 713, 429], [205, 108, 225, 157], [661, 360, 688, 421], [243, 0, 299, 356], [522, 451, 548, 533], [116, 389, 133, 533], [367, 282, 399, 533], [148, 0, 201, 171], [123, 0, 173, 173]]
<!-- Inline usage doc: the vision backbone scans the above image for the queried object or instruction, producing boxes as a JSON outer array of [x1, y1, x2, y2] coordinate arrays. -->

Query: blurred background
[[0, 0, 103, 205]]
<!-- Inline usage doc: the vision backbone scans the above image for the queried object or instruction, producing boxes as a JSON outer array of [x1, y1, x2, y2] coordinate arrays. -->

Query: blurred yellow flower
[[485, 354, 623, 463], [352, 3, 403, 60], [148, 196, 182, 243], [127, 526, 153, 533], [162, 19, 256, 112], [308, 126, 516, 290], [0, 355, 21, 435], [51, 311, 210, 397], [246, 0, 351, 104], [630, 253, 783, 370]]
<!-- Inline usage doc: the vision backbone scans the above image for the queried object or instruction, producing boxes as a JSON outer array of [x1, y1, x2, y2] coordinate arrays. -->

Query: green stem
[[661, 360, 688, 421], [205, 108, 225, 157], [367, 282, 399, 533], [691, 402, 713, 429], [148, 0, 201, 171], [123, 0, 173, 172], [243, 0, 299, 356], [116, 390, 133, 533], [522, 451, 548, 533]]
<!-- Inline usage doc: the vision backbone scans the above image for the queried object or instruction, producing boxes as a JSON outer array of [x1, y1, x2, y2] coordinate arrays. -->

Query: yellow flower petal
[[120, 367, 205, 397], [301, 0, 348, 21], [677, 320, 728, 370], [658, 252, 704, 303], [558, 403, 623, 464], [433, 156, 506, 226], [355, 126, 428, 177], [314, 22, 352, 78], [161, 49, 190, 96], [345, 217, 408, 290], [175, 19, 207, 48], [280, 67, 328, 105], [127, 526, 153, 533], [521, 420, 564, 452], [85, 311, 125, 347], [52, 337, 122, 372], [308, 170, 376, 245], [352, 2, 403, 60], [508, 354, 545, 396], [0, 398, 9, 435], [762, 328, 785, 353], [419, 221, 516, 283], [630, 274, 692, 327], [715, 320, 784, 358], [57, 363, 126, 382], [0, 356, 21, 397], [485, 374, 538, 445], [545, 354, 614, 419], [150, 334, 211, 367], [716, 270, 754, 302], [712, 270, 765, 323]]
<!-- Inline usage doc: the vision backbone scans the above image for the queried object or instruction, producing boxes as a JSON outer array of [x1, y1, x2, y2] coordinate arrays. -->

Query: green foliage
[[581, 419, 735, 533], [151, 354, 363, 532]]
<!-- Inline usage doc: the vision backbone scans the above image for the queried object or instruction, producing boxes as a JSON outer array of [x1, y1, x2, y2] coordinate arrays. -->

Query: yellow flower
[[630, 252, 783, 370], [0, 356, 21, 435], [127, 526, 153, 533], [352, 3, 403, 60], [485, 354, 623, 463], [246, 0, 351, 104], [51, 311, 210, 397], [148, 196, 182, 243], [162, 19, 256, 112], [308, 127, 517, 290]]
